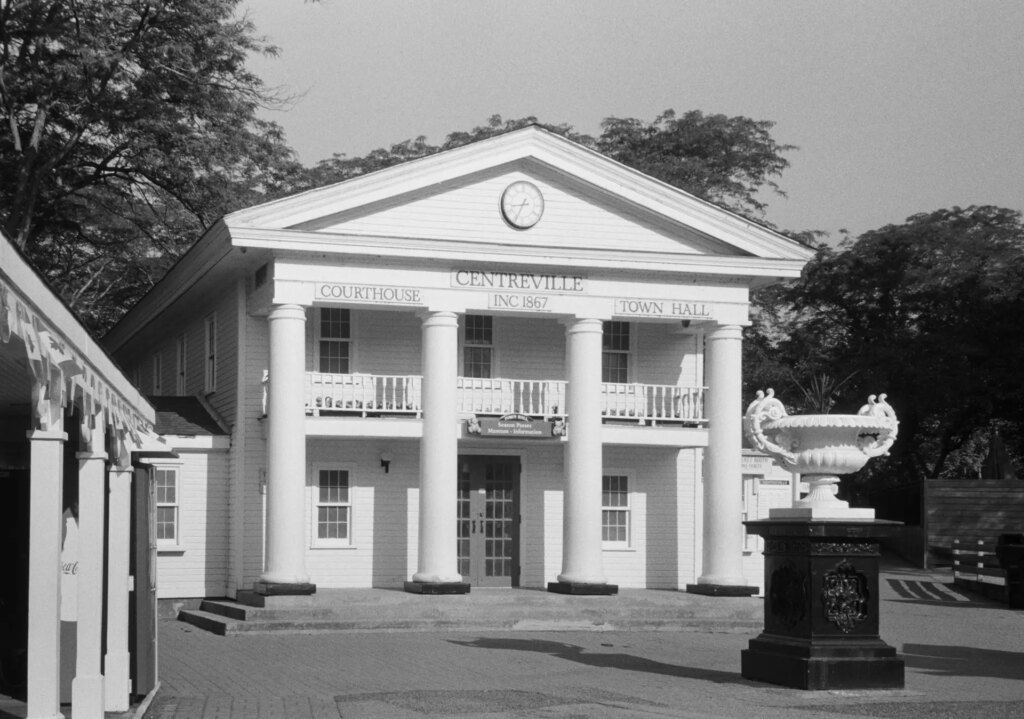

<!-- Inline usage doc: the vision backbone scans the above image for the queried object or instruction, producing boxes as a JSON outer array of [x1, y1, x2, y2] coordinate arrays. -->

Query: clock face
[[500, 181, 544, 229]]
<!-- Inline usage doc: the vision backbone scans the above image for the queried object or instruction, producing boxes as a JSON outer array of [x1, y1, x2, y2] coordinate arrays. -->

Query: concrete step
[[177, 588, 763, 635], [198, 598, 337, 622]]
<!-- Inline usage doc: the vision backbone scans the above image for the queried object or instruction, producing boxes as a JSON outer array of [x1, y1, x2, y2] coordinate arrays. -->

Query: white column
[[557, 317, 607, 586], [411, 311, 462, 585], [72, 449, 106, 718], [104, 466, 132, 712], [26, 428, 66, 719], [261, 304, 311, 586], [696, 324, 749, 588]]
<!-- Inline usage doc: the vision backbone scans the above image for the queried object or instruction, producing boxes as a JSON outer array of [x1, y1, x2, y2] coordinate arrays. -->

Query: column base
[[252, 581, 316, 596], [404, 580, 471, 595], [547, 581, 618, 595], [103, 651, 131, 712], [742, 635, 905, 690], [71, 673, 105, 718], [685, 583, 759, 597]]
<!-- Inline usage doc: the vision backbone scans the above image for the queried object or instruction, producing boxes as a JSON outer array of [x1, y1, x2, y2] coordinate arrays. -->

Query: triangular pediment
[[226, 127, 811, 262]]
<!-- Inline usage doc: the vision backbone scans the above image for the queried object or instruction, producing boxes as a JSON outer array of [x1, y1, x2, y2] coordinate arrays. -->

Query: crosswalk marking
[[886, 578, 973, 602]]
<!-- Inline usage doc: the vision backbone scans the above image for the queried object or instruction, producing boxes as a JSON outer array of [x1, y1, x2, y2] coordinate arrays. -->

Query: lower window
[[602, 473, 631, 547], [314, 467, 351, 546], [154, 466, 180, 549]]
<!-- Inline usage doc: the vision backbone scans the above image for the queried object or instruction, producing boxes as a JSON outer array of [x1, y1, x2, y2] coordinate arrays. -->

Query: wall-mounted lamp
[[680, 319, 691, 329], [380, 452, 393, 474]]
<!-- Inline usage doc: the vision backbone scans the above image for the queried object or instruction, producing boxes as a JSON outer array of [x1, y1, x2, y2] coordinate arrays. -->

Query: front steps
[[175, 588, 763, 636]]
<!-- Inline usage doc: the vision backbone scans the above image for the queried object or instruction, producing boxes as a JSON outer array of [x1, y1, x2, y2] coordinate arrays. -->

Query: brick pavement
[[142, 564, 1024, 719]]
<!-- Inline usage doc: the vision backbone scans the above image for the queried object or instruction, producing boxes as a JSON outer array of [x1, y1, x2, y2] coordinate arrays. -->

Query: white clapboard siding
[[317, 171, 727, 256], [241, 313, 270, 587], [304, 440, 418, 587], [156, 449, 230, 598]]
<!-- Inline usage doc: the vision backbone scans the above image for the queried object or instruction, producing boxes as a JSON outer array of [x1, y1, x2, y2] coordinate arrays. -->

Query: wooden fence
[[952, 539, 1007, 602], [926, 480, 1024, 559]]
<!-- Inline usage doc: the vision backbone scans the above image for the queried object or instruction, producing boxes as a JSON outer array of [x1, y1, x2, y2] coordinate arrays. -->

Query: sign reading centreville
[[452, 270, 585, 293], [467, 413, 558, 439]]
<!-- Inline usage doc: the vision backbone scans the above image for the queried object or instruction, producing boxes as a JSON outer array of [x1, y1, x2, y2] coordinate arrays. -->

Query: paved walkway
[[140, 561, 1024, 719]]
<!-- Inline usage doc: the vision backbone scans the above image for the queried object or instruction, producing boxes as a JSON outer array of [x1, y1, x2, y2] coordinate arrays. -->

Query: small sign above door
[[467, 413, 561, 439]]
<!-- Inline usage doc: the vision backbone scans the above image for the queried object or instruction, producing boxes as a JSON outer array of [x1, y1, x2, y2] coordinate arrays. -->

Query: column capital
[[707, 323, 744, 341], [76, 451, 109, 462], [268, 303, 307, 321], [419, 310, 459, 328], [26, 429, 67, 442], [562, 316, 605, 333]]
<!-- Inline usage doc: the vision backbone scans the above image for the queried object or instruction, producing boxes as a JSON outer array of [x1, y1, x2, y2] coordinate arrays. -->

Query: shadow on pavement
[[901, 643, 1024, 681], [448, 637, 742, 684]]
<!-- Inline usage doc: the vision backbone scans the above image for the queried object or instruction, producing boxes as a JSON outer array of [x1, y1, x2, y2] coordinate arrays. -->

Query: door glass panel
[[457, 465, 471, 578], [458, 456, 518, 586]]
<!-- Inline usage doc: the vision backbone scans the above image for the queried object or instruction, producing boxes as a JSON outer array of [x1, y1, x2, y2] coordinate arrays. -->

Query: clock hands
[[511, 198, 529, 222]]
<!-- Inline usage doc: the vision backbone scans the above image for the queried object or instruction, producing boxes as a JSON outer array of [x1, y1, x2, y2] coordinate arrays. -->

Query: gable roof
[[225, 126, 812, 262]]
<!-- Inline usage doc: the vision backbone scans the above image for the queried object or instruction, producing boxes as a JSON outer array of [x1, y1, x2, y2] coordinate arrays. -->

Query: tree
[[755, 206, 1024, 487], [596, 110, 794, 220], [295, 111, 794, 222], [1, 0, 299, 332]]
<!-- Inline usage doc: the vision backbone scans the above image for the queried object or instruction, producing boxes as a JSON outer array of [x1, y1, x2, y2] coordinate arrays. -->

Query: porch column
[[406, 310, 466, 593], [72, 443, 107, 718], [549, 317, 616, 595], [259, 304, 313, 592], [103, 465, 132, 712], [688, 323, 757, 596], [26, 426, 66, 719]]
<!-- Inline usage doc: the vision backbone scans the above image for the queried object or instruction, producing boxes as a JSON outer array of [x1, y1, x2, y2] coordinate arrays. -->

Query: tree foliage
[[1, 0, 299, 332], [748, 205, 1024, 487], [295, 110, 794, 222]]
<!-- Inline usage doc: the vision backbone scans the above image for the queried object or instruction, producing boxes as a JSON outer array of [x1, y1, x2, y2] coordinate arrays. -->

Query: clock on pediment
[[500, 181, 544, 229]]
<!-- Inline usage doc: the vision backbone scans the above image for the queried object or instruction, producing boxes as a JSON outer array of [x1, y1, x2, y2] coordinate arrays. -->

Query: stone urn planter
[[740, 389, 905, 690], [744, 389, 899, 519]]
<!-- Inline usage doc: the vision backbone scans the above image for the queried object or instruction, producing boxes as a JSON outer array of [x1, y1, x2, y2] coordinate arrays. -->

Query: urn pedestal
[[741, 519, 905, 690]]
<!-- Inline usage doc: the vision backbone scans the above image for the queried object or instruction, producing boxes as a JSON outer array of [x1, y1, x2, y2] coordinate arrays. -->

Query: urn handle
[[744, 389, 798, 468], [856, 394, 899, 458]]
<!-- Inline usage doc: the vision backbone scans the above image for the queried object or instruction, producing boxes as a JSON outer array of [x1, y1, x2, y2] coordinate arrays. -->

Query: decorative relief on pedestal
[[812, 541, 878, 556], [769, 561, 808, 629], [765, 539, 811, 555], [822, 559, 870, 633]]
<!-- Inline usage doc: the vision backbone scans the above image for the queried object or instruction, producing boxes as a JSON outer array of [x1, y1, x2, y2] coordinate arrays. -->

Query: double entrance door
[[457, 455, 520, 587]]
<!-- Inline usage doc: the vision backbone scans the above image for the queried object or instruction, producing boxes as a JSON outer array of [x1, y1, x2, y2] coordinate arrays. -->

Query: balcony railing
[[299, 372, 707, 425], [307, 373, 423, 417]]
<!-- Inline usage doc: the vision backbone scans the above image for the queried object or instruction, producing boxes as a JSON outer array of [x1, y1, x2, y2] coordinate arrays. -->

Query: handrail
[[299, 371, 706, 425]]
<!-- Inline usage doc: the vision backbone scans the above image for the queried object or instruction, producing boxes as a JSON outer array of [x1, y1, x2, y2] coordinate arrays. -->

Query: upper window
[[176, 334, 187, 395], [155, 466, 180, 548], [602, 321, 630, 383], [318, 308, 351, 374], [152, 353, 162, 395], [314, 467, 351, 547], [204, 315, 217, 393], [463, 315, 493, 379], [602, 474, 631, 547]]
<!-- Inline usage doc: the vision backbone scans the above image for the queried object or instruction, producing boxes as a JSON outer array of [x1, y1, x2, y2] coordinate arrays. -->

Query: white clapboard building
[[104, 127, 811, 601]]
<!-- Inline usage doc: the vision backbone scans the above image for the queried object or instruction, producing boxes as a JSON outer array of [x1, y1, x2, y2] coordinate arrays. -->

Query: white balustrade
[[600, 383, 706, 425], [307, 373, 423, 417], [456, 377, 566, 417], [297, 372, 705, 425]]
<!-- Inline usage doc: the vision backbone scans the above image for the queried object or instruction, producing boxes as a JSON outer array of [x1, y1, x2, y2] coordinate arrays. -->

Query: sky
[[241, 0, 1024, 240]]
